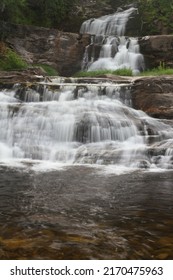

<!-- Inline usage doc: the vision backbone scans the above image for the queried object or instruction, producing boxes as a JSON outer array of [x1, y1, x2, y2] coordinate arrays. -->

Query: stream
[[0, 165, 173, 259]]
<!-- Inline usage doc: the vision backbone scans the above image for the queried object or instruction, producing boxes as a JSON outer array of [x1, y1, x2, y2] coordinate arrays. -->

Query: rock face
[[132, 76, 173, 119], [1, 22, 90, 76], [139, 35, 173, 69]]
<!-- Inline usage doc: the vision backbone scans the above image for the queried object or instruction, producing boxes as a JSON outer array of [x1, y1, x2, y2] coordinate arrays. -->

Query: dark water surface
[[0, 165, 173, 260]]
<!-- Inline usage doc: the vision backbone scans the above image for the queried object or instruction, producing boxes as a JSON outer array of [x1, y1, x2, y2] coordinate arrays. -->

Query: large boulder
[[132, 76, 173, 119], [139, 35, 173, 69]]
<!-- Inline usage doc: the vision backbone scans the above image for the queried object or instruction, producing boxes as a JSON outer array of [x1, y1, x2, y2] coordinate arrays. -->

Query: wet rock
[[131, 76, 173, 119], [139, 35, 173, 69], [138, 160, 150, 169], [0, 68, 46, 87]]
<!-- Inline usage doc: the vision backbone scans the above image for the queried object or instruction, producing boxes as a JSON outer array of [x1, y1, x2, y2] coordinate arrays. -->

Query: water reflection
[[0, 165, 173, 259]]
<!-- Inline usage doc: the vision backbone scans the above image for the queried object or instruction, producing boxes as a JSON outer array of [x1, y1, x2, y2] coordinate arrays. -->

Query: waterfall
[[0, 8, 172, 171], [80, 6, 144, 74], [0, 82, 173, 171]]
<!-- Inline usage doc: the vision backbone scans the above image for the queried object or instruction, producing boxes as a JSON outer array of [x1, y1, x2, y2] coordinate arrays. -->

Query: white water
[[80, 6, 144, 74], [0, 83, 173, 171], [80, 7, 137, 36]]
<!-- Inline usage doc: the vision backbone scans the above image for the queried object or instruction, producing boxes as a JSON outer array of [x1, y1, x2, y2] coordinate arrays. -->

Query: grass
[[140, 62, 173, 76], [35, 64, 59, 76], [0, 48, 28, 71], [74, 68, 133, 77], [140, 68, 173, 76], [0, 43, 58, 76], [75, 66, 173, 78]]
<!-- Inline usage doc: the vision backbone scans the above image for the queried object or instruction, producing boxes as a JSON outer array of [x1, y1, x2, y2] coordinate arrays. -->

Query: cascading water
[[80, 6, 145, 74], [0, 7, 173, 171], [0, 81, 173, 171]]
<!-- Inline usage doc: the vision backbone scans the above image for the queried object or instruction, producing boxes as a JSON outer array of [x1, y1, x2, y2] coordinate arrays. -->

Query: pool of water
[[0, 165, 173, 260]]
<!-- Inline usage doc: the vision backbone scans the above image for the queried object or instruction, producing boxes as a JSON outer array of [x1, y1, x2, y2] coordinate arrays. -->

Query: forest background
[[0, 0, 173, 35]]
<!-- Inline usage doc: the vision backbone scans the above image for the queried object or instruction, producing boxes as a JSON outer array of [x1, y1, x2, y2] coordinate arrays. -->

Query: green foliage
[[74, 69, 133, 77], [140, 62, 173, 76], [0, 0, 26, 23], [108, 0, 173, 35], [0, 48, 28, 70], [0, 0, 173, 34], [35, 64, 58, 76], [0, 0, 77, 28], [1, 0, 173, 34], [137, 0, 173, 34], [27, 0, 76, 27]]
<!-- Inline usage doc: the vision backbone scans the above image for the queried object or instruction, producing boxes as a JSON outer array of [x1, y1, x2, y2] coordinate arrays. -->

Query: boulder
[[131, 76, 173, 119], [139, 35, 173, 69]]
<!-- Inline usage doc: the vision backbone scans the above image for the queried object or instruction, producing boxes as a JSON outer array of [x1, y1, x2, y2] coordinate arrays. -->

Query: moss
[[34, 64, 59, 76]]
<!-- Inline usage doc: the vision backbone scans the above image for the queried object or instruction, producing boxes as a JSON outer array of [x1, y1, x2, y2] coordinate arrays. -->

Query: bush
[[0, 48, 28, 70]]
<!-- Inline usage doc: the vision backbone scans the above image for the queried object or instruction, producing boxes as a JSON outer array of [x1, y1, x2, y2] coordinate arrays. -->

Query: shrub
[[0, 48, 28, 70]]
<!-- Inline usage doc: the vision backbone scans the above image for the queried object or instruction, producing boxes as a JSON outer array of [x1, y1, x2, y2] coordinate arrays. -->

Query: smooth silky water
[[0, 6, 173, 260], [0, 81, 173, 260], [80, 6, 145, 74]]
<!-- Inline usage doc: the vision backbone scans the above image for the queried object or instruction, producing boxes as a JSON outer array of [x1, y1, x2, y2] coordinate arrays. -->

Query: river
[[0, 164, 173, 260]]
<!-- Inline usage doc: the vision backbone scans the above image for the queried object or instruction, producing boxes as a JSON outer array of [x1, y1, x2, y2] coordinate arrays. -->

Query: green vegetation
[[75, 65, 173, 78], [137, 0, 173, 35], [0, 0, 173, 34], [0, 47, 28, 70], [108, 0, 173, 35], [74, 69, 133, 77], [140, 65, 173, 76], [0, 0, 77, 28], [34, 64, 59, 76], [0, 42, 59, 74], [0, 0, 26, 24]]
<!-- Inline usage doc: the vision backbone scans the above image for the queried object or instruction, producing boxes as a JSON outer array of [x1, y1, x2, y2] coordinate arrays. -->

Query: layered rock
[[132, 76, 173, 119], [1, 22, 90, 76], [139, 35, 173, 69]]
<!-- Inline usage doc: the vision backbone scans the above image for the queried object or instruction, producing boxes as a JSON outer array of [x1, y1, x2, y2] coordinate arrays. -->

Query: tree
[[138, 0, 173, 34], [0, 0, 26, 22], [27, 0, 76, 27]]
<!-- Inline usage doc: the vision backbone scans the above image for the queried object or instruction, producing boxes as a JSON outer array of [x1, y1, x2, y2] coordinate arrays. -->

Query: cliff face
[[139, 35, 173, 69], [1, 22, 90, 76]]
